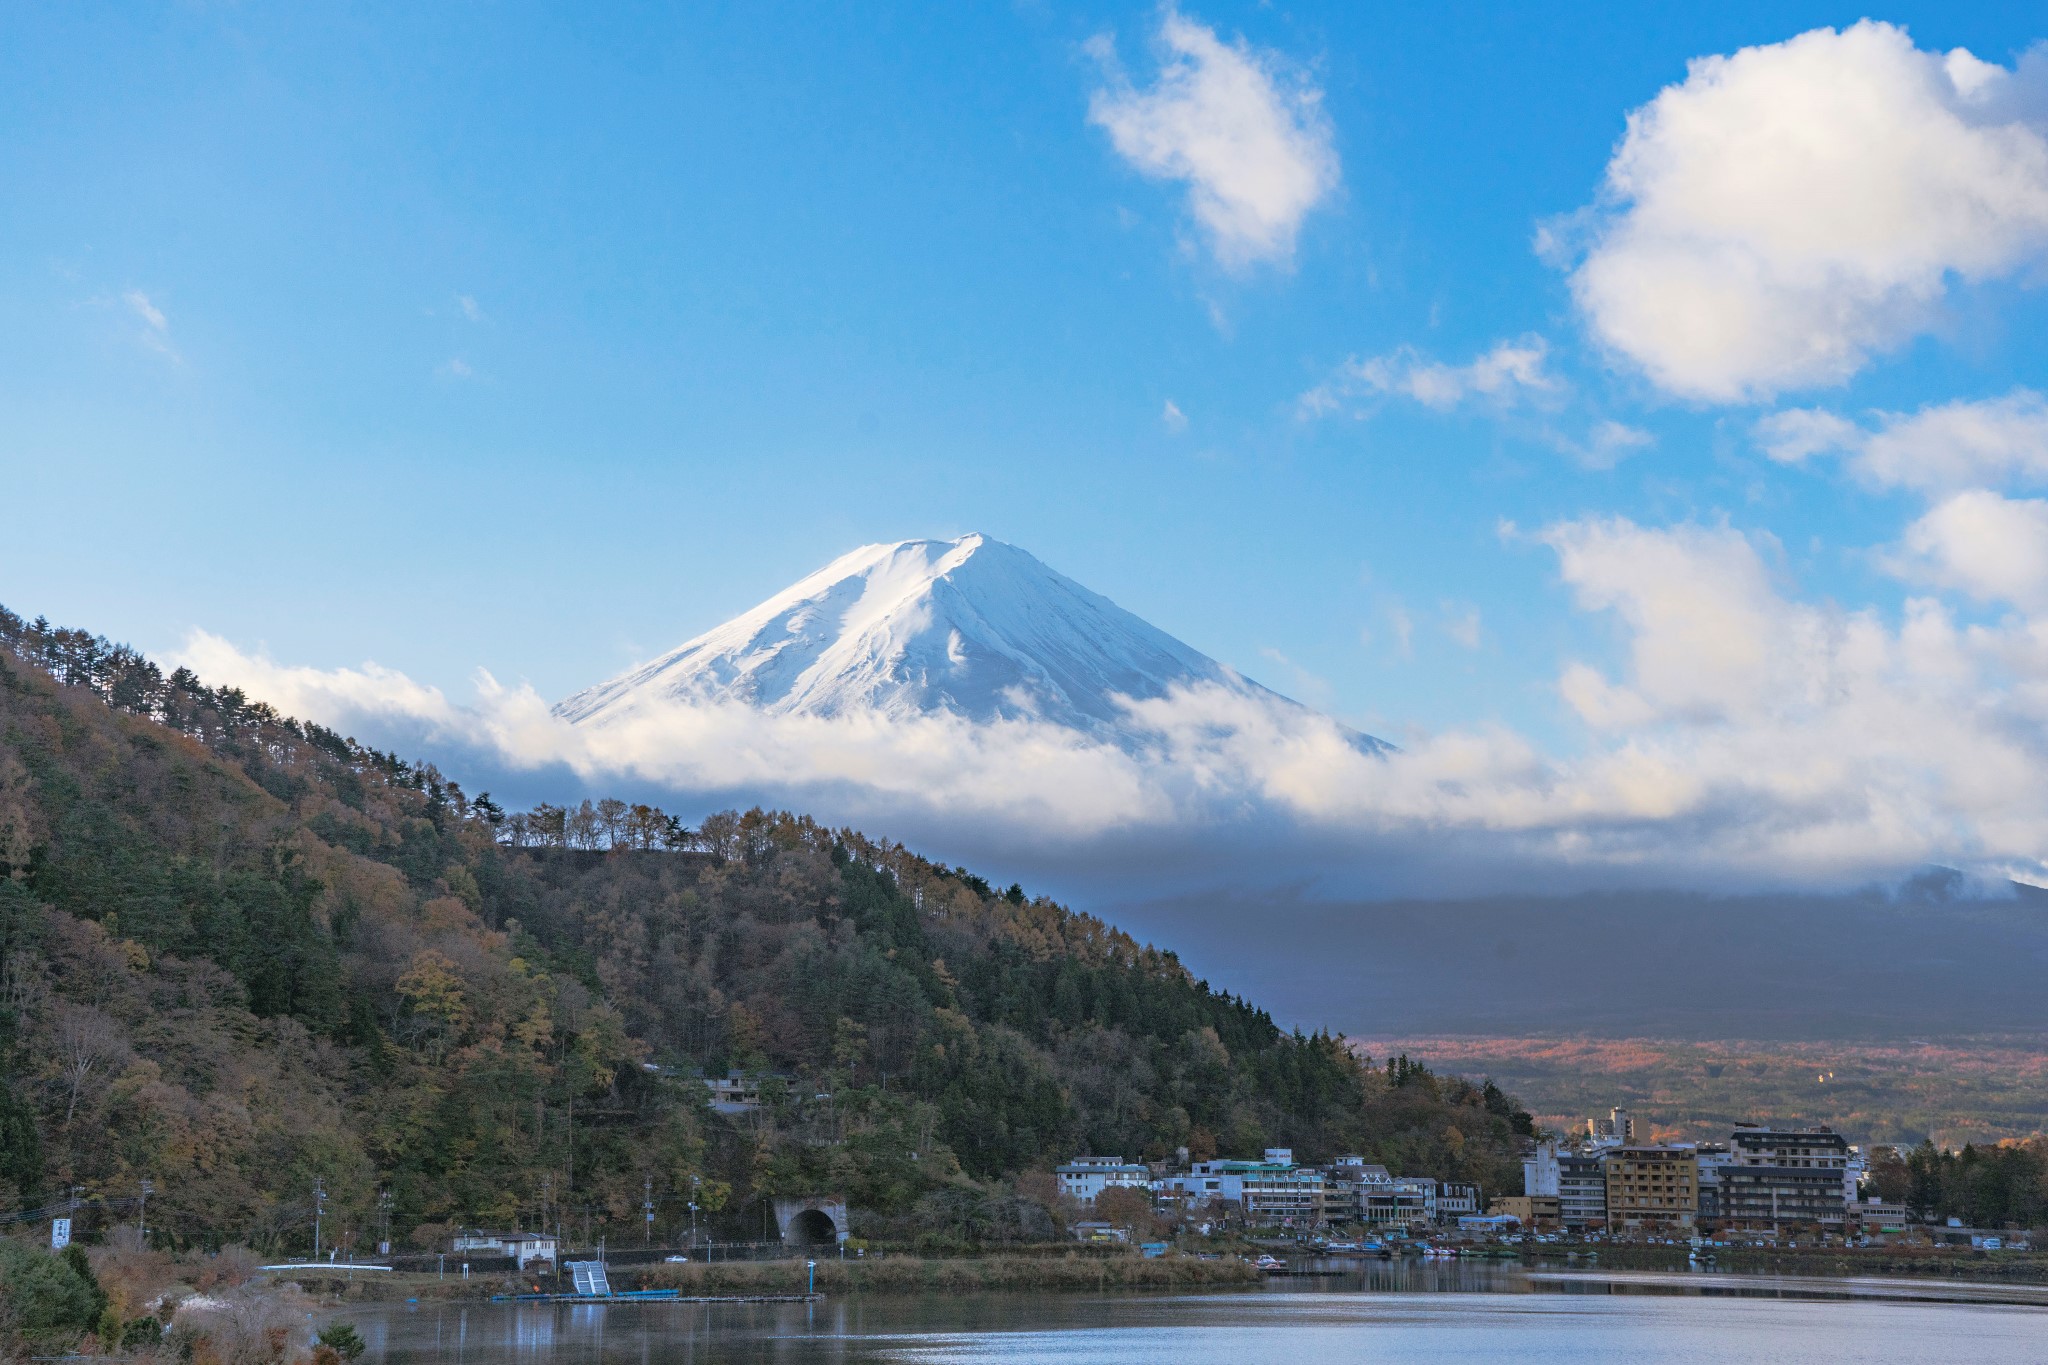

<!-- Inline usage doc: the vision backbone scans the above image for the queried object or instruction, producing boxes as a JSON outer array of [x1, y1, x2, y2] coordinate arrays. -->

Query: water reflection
[[355, 1266, 2048, 1364]]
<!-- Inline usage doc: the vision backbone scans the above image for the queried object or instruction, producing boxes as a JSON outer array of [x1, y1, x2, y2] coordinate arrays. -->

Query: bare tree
[[595, 798, 629, 849], [565, 800, 600, 850], [56, 1003, 127, 1125]]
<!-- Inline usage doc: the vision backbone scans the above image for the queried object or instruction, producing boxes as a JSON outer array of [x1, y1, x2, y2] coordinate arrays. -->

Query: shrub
[[0, 1238, 102, 1343], [317, 1321, 368, 1360]]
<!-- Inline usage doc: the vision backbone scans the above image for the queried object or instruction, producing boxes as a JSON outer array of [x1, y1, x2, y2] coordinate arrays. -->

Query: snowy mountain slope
[[554, 533, 1389, 752]]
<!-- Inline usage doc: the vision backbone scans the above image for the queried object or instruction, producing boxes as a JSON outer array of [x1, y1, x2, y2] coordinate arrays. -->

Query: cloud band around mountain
[[175, 514, 2048, 896]]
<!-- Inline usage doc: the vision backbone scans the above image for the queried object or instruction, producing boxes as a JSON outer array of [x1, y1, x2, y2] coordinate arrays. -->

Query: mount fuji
[[554, 533, 1389, 753]]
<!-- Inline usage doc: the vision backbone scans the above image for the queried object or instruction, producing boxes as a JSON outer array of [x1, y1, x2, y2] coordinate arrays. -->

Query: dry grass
[[635, 1252, 1258, 1295], [169, 1283, 320, 1364]]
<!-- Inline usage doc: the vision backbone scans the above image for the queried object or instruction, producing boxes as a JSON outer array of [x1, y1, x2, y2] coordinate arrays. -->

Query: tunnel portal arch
[[773, 1195, 849, 1246]]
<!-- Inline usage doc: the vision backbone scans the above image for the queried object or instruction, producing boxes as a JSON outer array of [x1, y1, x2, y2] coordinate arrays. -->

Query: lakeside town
[[1049, 1106, 2030, 1256], [424, 1098, 2033, 1282]]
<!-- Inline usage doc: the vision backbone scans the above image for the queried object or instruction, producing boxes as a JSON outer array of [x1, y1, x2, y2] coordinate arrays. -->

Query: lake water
[[353, 1263, 2048, 1363]]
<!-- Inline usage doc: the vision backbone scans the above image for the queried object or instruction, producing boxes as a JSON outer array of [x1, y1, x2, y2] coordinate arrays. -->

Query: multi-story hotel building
[[1605, 1146, 1699, 1234], [1717, 1126, 1850, 1234]]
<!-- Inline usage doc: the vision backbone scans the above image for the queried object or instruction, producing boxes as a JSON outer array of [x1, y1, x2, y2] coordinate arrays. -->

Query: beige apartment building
[[1605, 1146, 1699, 1234]]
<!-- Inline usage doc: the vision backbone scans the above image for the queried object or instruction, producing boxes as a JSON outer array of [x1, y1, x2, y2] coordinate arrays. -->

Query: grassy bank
[[637, 1252, 1259, 1295], [294, 1252, 1260, 1301]]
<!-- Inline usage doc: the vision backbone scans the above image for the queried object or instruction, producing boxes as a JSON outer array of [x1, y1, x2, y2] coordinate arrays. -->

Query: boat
[[1253, 1254, 1288, 1273]]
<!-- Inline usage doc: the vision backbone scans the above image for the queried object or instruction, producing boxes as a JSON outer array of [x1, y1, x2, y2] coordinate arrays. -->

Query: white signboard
[[51, 1218, 72, 1250]]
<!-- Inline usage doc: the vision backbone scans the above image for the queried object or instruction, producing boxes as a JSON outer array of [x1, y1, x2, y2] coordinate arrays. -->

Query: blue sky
[[8, 3, 2048, 891]]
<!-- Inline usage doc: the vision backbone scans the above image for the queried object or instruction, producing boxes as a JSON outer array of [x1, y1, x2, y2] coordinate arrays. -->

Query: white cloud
[[124, 290, 167, 332], [1858, 391, 2048, 491], [174, 633, 1166, 840], [1519, 516, 2048, 881], [457, 294, 484, 322], [1754, 408, 1861, 465], [1442, 605, 1483, 649], [1561, 22, 2048, 401], [1555, 418, 1655, 471], [1302, 335, 1557, 416], [1757, 390, 2048, 491], [176, 513, 2048, 890], [121, 289, 179, 361], [1540, 518, 1783, 722], [440, 358, 474, 380], [1161, 398, 1188, 433], [1088, 7, 1338, 270], [1894, 490, 2048, 610]]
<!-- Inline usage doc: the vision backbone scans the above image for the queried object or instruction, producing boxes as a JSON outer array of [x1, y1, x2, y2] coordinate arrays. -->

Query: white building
[[1844, 1146, 1868, 1204], [1394, 1177, 1440, 1223], [1160, 1151, 1324, 1226], [1437, 1182, 1482, 1221], [451, 1230, 558, 1266], [1587, 1107, 1637, 1152], [1056, 1156, 1152, 1206]]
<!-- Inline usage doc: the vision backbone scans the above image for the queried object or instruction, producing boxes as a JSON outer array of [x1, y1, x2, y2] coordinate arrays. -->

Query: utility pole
[[643, 1176, 654, 1247], [689, 1175, 700, 1249], [138, 1179, 153, 1247], [378, 1188, 393, 1256], [313, 1178, 327, 1261]]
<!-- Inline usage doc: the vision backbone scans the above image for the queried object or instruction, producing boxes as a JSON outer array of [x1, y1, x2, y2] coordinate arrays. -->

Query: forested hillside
[[0, 606, 1532, 1254]]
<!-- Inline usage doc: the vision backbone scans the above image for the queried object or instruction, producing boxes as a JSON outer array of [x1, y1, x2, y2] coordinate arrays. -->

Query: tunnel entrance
[[788, 1208, 838, 1245]]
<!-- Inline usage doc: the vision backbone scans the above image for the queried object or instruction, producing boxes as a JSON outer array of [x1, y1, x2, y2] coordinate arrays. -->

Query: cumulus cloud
[[1858, 391, 2048, 491], [1754, 394, 2048, 617], [1893, 490, 2048, 610], [1757, 390, 2048, 491], [1561, 22, 2048, 401], [176, 511, 2048, 892], [1755, 408, 1862, 465], [1523, 517, 2048, 883], [1303, 335, 1556, 416], [1088, 7, 1339, 270]]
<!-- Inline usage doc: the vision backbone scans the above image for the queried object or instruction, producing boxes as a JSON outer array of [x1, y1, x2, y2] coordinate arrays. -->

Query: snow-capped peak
[[554, 533, 1385, 751]]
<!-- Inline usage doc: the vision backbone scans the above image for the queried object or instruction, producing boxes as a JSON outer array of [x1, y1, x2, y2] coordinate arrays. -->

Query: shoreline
[[279, 1252, 1263, 1302], [269, 1244, 2048, 1306]]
